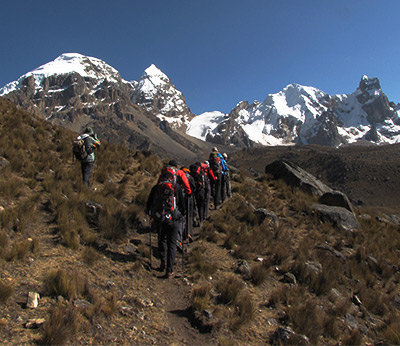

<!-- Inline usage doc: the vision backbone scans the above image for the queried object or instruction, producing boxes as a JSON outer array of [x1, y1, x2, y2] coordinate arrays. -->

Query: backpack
[[72, 137, 88, 161], [190, 163, 207, 191], [153, 165, 178, 223], [209, 154, 222, 176]]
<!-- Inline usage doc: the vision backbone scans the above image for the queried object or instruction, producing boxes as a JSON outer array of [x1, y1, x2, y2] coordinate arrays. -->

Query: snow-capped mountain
[[0, 53, 208, 162], [132, 64, 194, 129], [189, 75, 400, 147], [1, 52, 400, 152]]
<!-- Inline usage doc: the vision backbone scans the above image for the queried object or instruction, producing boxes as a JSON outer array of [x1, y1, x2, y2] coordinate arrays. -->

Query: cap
[[84, 127, 94, 135], [212, 147, 219, 152], [168, 159, 178, 167]]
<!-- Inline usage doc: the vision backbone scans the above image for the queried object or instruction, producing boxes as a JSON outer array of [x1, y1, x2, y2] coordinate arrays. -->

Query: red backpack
[[153, 165, 178, 222], [209, 154, 222, 176]]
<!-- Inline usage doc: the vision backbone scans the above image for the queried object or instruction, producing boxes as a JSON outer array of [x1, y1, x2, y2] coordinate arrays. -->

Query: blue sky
[[1, 0, 399, 114]]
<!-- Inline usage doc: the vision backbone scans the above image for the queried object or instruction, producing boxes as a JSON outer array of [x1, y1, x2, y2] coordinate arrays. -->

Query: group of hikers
[[73, 128, 231, 279], [145, 147, 231, 279]]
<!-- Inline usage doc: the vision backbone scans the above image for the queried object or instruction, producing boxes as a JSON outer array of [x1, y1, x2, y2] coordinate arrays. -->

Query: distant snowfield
[[186, 111, 226, 141]]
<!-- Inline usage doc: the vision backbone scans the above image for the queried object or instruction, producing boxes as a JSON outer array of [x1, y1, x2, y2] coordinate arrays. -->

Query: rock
[[73, 299, 91, 309], [85, 201, 103, 226], [312, 204, 361, 231], [303, 261, 323, 282], [269, 326, 310, 345], [319, 190, 355, 214], [282, 272, 297, 285], [237, 260, 251, 280], [255, 208, 278, 224], [0, 157, 10, 168], [24, 318, 46, 329], [26, 292, 40, 309], [265, 160, 332, 196]]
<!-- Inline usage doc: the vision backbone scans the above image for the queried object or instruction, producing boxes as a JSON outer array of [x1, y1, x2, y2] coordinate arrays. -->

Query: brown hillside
[[1, 98, 400, 345]]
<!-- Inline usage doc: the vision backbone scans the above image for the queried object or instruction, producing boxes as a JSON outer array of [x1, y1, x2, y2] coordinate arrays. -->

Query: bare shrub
[[98, 209, 127, 240], [0, 280, 13, 303], [40, 303, 80, 345], [229, 290, 255, 331], [81, 246, 101, 266], [6, 239, 31, 261], [216, 274, 244, 305], [250, 263, 268, 286], [189, 245, 217, 279], [43, 269, 87, 300], [191, 283, 212, 312]]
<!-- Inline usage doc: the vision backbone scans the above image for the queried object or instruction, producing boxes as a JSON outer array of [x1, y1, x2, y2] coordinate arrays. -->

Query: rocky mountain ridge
[[194, 75, 400, 147], [1, 53, 400, 153], [0, 53, 208, 163]]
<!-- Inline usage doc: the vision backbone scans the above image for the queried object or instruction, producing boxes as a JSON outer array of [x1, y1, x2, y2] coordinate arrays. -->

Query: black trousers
[[157, 218, 180, 274], [81, 162, 94, 187], [195, 188, 206, 223]]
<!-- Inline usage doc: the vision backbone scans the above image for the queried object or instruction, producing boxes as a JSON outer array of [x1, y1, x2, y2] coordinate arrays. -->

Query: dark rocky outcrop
[[265, 160, 332, 196], [312, 204, 361, 231]]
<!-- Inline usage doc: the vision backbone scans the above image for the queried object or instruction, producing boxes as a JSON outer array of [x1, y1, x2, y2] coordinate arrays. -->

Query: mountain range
[[1, 53, 400, 160]]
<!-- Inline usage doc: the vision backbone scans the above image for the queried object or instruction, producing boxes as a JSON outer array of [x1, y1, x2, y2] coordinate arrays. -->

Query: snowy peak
[[132, 64, 193, 126], [0, 53, 125, 96], [190, 75, 400, 147]]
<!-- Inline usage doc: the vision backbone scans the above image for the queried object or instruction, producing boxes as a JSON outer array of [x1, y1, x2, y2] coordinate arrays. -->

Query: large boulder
[[319, 190, 355, 214], [265, 160, 332, 196], [312, 204, 361, 231]]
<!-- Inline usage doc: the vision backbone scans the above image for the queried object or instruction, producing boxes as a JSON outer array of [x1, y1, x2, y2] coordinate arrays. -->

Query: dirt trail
[[150, 219, 216, 346]]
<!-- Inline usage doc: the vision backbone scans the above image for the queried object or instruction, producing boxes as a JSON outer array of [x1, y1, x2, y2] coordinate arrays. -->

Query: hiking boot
[[162, 271, 174, 279], [156, 262, 165, 272]]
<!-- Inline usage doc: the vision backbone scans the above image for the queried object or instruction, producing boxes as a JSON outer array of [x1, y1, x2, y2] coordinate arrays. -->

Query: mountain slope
[[0, 53, 210, 163]]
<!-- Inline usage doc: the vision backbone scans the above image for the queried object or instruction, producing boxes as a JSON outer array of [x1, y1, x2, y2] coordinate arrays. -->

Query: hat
[[212, 147, 219, 152], [168, 159, 178, 167], [84, 127, 94, 135], [223, 153, 228, 159]]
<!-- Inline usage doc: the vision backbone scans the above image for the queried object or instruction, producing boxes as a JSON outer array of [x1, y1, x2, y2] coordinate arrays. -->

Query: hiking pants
[[81, 162, 94, 187], [158, 219, 180, 274], [212, 174, 222, 208], [195, 188, 206, 223], [221, 173, 231, 202], [186, 196, 194, 238]]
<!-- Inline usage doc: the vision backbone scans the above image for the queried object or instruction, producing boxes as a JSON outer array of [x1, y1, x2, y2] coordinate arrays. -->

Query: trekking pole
[[149, 216, 152, 269], [182, 217, 185, 274]]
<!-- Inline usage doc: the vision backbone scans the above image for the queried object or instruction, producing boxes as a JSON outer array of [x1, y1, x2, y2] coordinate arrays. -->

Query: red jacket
[[200, 162, 216, 181]]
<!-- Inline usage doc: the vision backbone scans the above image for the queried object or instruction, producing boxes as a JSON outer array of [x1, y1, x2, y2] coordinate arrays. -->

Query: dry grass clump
[[250, 262, 268, 286], [191, 283, 212, 312], [0, 280, 13, 304], [81, 246, 101, 266], [216, 274, 244, 305], [229, 290, 255, 331], [189, 245, 217, 279], [43, 269, 88, 300], [40, 303, 80, 345]]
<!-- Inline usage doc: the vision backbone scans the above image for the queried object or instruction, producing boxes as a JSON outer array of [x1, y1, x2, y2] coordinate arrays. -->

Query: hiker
[[209, 147, 223, 209], [190, 162, 210, 224], [220, 152, 230, 202], [181, 167, 196, 242], [200, 161, 216, 219], [75, 127, 100, 188], [146, 159, 191, 278]]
